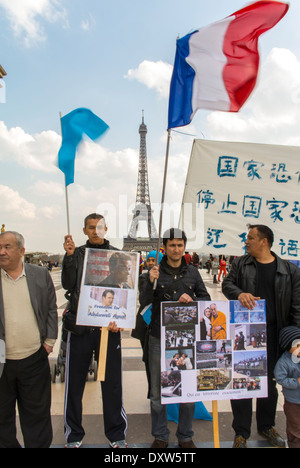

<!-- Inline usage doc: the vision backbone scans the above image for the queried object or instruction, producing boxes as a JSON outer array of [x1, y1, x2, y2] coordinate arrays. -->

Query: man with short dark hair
[[102, 290, 115, 307], [222, 224, 300, 448], [140, 228, 210, 448], [0, 231, 58, 448], [62, 214, 128, 449], [100, 252, 132, 289]]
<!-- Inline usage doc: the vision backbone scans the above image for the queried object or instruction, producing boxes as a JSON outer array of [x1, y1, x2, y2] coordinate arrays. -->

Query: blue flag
[[140, 304, 152, 326], [58, 108, 109, 186]]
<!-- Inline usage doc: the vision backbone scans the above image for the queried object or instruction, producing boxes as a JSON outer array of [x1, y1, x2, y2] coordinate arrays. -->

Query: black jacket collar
[[243, 252, 290, 275], [85, 239, 111, 249], [160, 255, 188, 275]]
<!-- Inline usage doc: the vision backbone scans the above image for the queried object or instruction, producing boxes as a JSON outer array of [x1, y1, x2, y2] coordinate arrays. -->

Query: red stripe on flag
[[222, 1, 289, 112]]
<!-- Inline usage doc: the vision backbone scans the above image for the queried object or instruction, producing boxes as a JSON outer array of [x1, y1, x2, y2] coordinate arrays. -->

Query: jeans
[[148, 335, 195, 442]]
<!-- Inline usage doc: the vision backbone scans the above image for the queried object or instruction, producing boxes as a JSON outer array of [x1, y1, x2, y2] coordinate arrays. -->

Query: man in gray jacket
[[222, 224, 300, 448], [0, 231, 58, 448]]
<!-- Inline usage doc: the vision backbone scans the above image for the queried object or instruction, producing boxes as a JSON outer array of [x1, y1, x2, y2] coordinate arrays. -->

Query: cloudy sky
[[0, 0, 299, 253]]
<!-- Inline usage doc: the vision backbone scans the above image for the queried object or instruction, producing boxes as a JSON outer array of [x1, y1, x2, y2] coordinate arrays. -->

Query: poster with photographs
[[160, 300, 267, 404], [76, 249, 139, 329]]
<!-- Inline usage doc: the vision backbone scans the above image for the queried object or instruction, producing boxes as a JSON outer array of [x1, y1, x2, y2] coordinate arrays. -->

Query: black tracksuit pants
[[64, 329, 127, 444]]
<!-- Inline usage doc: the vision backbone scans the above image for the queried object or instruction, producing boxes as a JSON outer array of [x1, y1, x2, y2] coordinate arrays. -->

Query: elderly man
[[0, 231, 58, 448], [222, 224, 300, 448]]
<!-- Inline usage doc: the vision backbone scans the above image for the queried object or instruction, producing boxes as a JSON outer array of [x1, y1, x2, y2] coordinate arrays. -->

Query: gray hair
[[0, 231, 25, 249]]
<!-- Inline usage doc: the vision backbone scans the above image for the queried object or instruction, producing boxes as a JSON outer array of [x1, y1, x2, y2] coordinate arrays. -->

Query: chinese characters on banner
[[180, 140, 300, 259], [160, 300, 268, 404]]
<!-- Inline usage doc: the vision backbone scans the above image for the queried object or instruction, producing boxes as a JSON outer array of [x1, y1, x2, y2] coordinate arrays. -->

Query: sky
[[0, 0, 300, 254]]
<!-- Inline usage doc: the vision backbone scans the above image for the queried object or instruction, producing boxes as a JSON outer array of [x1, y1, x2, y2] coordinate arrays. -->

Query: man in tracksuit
[[62, 213, 127, 448], [140, 228, 211, 448]]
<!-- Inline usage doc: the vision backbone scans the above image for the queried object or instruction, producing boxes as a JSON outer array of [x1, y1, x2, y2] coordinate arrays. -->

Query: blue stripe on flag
[[168, 32, 196, 129]]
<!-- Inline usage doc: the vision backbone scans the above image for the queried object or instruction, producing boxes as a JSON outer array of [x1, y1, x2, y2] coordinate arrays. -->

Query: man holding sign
[[140, 228, 210, 448], [62, 213, 127, 449], [223, 224, 300, 448]]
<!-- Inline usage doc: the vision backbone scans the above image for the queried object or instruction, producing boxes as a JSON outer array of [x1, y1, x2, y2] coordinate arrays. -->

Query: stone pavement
[[25, 268, 288, 448]]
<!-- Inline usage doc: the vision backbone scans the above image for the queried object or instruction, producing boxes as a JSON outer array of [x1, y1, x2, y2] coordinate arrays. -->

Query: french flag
[[168, 1, 289, 129]]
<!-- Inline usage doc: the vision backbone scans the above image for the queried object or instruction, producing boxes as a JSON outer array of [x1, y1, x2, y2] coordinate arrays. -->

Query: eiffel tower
[[123, 113, 159, 252]]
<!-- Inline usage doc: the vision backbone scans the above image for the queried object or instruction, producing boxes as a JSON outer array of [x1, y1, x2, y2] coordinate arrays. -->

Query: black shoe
[[258, 428, 286, 448], [233, 436, 247, 448], [151, 439, 169, 449], [178, 440, 197, 448]]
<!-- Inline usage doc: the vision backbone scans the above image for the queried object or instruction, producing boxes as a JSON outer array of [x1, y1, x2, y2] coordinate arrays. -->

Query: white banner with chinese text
[[180, 139, 300, 259]]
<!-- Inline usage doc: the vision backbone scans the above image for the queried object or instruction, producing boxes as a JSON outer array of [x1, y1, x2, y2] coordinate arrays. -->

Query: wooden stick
[[97, 327, 109, 382], [212, 400, 220, 448]]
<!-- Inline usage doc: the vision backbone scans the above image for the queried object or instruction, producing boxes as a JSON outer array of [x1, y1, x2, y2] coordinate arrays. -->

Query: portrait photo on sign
[[77, 249, 139, 329], [83, 249, 138, 290], [87, 287, 129, 319], [199, 301, 229, 341]]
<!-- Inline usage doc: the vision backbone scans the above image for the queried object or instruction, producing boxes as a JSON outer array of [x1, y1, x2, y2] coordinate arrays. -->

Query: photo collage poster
[[77, 249, 139, 329], [160, 300, 268, 404]]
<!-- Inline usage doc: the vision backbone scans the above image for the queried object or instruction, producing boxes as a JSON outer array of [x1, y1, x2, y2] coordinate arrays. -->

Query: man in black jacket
[[62, 213, 128, 449], [140, 228, 210, 449], [222, 224, 300, 448]]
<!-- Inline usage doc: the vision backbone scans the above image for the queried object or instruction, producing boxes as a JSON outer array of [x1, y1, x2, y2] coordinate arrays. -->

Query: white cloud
[[126, 60, 173, 98], [80, 13, 96, 32], [0, 121, 61, 172], [0, 185, 36, 219], [30, 180, 64, 197], [38, 205, 62, 219], [206, 48, 300, 146], [0, 0, 68, 46]]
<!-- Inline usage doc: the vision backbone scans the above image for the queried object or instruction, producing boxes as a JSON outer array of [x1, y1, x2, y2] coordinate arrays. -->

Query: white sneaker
[[64, 440, 83, 448], [109, 440, 128, 448]]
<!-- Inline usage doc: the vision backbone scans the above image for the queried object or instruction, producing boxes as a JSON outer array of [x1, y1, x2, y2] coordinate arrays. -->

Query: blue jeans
[[148, 335, 195, 442]]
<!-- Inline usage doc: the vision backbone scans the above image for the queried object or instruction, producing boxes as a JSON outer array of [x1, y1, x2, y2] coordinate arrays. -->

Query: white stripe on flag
[[186, 17, 232, 115]]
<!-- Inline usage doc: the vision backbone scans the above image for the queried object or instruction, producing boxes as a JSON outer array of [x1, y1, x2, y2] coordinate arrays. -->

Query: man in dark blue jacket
[[140, 228, 210, 449]]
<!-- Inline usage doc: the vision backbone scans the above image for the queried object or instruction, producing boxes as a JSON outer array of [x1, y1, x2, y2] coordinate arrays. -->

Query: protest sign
[[160, 300, 267, 404], [76, 249, 139, 329], [181, 139, 300, 259]]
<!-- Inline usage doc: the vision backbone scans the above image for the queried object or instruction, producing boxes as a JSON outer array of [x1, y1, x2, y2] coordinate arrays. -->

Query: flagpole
[[59, 112, 71, 235], [154, 129, 171, 289]]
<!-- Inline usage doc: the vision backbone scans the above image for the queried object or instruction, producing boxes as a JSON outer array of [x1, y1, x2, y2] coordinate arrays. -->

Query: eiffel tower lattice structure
[[123, 114, 159, 252]]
